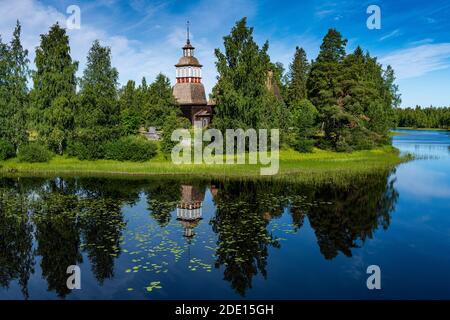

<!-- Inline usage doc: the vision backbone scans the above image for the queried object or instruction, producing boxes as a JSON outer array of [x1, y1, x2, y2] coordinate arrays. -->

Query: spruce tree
[[79, 40, 119, 125], [77, 39, 120, 147], [212, 18, 277, 131], [286, 47, 309, 105], [30, 23, 78, 154], [0, 21, 29, 152]]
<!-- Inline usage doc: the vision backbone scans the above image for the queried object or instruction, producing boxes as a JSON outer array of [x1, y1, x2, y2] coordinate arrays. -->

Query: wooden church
[[173, 23, 214, 128]]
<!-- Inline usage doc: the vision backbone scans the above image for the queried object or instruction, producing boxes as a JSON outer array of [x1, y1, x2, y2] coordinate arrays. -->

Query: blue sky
[[0, 0, 449, 107]]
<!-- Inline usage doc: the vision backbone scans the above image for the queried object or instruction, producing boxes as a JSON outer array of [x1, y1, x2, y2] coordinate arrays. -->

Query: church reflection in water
[[176, 185, 204, 240]]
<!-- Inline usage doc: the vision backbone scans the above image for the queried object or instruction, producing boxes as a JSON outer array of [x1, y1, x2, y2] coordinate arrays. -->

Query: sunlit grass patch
[[0, 145, 408, 184]]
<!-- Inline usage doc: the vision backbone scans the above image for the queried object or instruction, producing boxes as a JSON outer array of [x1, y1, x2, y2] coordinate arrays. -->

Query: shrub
[[104, 136, 157, 162], [18, 143, 53, 163], [0, 139, 15, 160], [67, 141, 105, 160], [292, 138, 315, 153], [68, 127, 121, 160]]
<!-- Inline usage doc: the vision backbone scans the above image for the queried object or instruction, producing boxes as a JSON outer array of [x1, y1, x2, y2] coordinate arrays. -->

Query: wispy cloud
[[380, 43, 450, 79], [379, 29, 401, 41], [316, 9, 335, 18], [409, 38, 434, 46]]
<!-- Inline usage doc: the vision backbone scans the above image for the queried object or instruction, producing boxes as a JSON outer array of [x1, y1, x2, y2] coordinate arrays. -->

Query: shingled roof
[[173, 82, 207, 105], [175, 56, 202, 67]]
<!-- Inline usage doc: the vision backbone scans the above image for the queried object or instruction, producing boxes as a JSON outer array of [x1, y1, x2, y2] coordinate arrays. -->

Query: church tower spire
[[186, 20, 190, 45], [176, 21, 202, 83], [173, 22, 212, 128]]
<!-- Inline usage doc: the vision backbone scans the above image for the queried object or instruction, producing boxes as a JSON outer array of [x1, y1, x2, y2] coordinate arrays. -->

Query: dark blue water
[[0, 129, 449, 299]]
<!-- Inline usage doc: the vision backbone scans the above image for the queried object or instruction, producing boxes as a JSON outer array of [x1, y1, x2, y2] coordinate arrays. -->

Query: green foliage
[[0, 139, 15, 160], [286, 47, 309, 105], [395, 106, 450, 128], [291, 138, 315, 153], [77, 40, 120, 142], [288, 99, 317, 152], [104, 136, 157, 162], [0, 21, 29, 150], [118, 74, 177, 132], [66, 140, 104, 160], [18, 143, 53, 163], [212, 18, 286, 133], [306, 29, 399, 151], [0, 18, 402, 160], [307, 29, 347, 112], [44, 95, 76, 153], [160, 111, 190, 156], [119, 80, 140, 135], [30, 23, 78, 154], [144, 74, 179, 127], [120, 108, 141, 136], [290, 99, 317, 136]]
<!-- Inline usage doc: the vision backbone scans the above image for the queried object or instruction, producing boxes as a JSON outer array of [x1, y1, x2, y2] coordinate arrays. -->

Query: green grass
[[0, 146, 409, 184], [390, 131, 409, 137]]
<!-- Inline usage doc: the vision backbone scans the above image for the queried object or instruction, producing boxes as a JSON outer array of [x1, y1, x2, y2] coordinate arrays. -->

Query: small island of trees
[[0, 17, 409, 171]]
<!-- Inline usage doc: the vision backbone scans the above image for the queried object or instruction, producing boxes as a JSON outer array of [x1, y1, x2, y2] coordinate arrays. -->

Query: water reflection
[[0, 188, 34, 299], [0, 171, 398, 299], [393, 129, 450, 158], [177, 185, 204, 240]]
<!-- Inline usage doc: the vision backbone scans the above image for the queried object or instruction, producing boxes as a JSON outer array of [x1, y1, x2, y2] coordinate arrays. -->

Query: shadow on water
[[0, 171, 398, 299]]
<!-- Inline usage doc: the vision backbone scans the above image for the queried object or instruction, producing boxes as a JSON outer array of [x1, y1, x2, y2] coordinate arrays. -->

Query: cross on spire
[[186, 20, 190, 44]]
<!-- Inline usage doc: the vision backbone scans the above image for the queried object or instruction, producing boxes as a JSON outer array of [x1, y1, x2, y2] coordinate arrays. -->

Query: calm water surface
[[1, 129, 449, 299]]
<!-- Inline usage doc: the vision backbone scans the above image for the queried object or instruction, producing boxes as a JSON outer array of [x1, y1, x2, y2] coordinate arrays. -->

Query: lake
[[1, 129, 449, 299]]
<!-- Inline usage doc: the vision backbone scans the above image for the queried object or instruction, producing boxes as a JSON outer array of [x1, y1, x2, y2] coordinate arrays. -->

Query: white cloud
[[0, 0, 258, 96], [0, 0, 188, 92], [380, 43, 450, 79]]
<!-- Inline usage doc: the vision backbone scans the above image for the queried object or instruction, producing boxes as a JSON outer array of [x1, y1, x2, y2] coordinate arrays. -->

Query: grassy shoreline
[[395, 127, 449, 131], [0, 146, 410, 184]]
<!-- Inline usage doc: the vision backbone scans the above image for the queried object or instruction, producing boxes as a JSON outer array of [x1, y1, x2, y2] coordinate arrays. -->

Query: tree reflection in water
[[210, 171, 398, 295], [0, 184, 34, 299], [0, 171, 398, 298]]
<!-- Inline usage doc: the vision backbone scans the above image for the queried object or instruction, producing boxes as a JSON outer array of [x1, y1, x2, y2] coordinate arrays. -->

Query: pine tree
[[0, 21, 29, 152], [307, 28, 347, 112], [286, 47, 309, 105], [30, 23, 78, 154]]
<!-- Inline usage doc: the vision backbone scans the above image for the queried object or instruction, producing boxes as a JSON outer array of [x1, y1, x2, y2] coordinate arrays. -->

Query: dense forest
[[212, 18, 401, 152], [0, 18, 402, 163], [395, 106, 450, 129]]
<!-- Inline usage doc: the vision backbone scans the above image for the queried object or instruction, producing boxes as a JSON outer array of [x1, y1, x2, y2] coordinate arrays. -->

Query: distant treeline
[[395, 106, 450, 129]]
